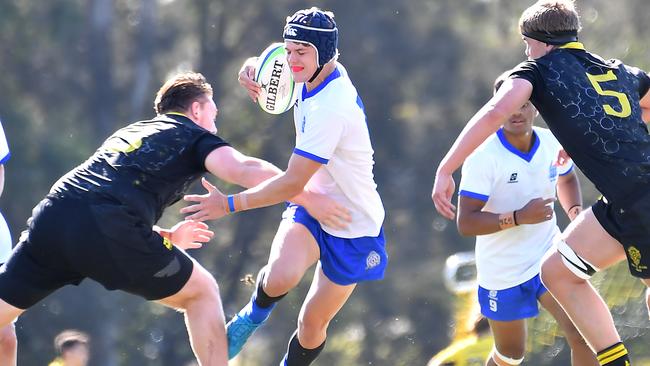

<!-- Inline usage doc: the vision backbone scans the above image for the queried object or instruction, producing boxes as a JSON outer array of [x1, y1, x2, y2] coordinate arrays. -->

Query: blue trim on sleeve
[[559, 164, 574, 176], [293, 148, 328, 164], [496, 128, 540, 162], [227, 195, 236, 212], [302, 67, 341, 100], [459, 190, 489, 202], [356, 95, 365, 111], [0, 152, 9, 165]]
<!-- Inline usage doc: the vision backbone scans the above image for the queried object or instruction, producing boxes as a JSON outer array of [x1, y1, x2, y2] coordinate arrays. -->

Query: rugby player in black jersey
[[433, 1, 650, 365], [0, 71, 347, 365]]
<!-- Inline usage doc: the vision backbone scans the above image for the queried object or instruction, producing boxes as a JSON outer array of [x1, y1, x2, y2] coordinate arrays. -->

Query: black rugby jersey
[[510, 42, 650, 205], [50, 114, 229, 226]]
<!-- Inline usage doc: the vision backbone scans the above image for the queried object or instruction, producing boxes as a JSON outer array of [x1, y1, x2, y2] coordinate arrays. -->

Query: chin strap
[[308, 65, 324, 83]]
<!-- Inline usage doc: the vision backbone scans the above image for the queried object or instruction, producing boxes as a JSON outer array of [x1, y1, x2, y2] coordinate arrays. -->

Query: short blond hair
[[519, 1, 581, 36]]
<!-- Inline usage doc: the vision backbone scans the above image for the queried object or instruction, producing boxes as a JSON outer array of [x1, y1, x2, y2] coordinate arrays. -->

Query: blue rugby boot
[[226, 302, 270, 359]]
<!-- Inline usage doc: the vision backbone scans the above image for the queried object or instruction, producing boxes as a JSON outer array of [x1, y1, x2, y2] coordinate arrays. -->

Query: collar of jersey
[[164, 112, 193, 124], [559, 42, 585, 50], [302, 66, 341, 100], [496, 128, 540, 162]]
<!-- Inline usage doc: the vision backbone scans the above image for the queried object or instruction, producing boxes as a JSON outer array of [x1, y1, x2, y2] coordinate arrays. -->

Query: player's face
[[503, 100, 536, 136], [285, 41, 318, 83], [195, 97, 218, 134], [522, 36, 552, 60]]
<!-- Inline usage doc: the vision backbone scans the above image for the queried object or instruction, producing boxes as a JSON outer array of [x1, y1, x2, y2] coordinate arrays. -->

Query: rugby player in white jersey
[[456, 73, 597, 366], [182, 7, 386, 366], [0, 119, 16, 366]]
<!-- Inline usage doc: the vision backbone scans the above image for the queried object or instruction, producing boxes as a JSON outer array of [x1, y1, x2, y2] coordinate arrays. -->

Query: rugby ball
[[255, 43, 297, 114]]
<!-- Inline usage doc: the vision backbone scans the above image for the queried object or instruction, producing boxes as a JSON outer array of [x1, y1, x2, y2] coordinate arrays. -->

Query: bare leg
[[0, 299, 22, 366], [540, 208, 626, 352], [226, 221, 321, 360], [0, 323, 16, 366], [296, 264, 355, 349], [263, 221, 320, 296], [158, 262, 227, 366], [484, 319, 525, 366], [538, 291, 598, 365]]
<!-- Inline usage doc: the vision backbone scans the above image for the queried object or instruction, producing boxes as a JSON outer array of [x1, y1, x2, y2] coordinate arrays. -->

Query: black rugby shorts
[[592, 195, 650, 278], [0, 197, 193, 309]]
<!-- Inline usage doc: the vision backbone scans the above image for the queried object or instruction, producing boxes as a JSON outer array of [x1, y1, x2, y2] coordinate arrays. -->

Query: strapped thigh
[[557, 240, 600, 280]]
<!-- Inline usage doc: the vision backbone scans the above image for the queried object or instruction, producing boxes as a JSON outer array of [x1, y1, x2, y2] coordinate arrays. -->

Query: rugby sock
[[246, 269, 286, 324], [280, 331, 326, 366], [597, 342, 631, 365]]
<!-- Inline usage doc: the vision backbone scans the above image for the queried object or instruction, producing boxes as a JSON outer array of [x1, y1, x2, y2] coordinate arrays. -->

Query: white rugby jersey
[[0, 120, 8, 165], [459, 127, 572, 290], [292, 63, 384, 238], [0, 120, 11, 264]]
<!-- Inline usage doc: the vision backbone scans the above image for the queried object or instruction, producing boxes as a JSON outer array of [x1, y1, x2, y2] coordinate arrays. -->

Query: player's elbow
[[483, 105, 511, 130]]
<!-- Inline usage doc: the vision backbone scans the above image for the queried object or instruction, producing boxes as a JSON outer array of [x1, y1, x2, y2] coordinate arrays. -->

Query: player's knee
[[297, 312, 329, 340], [182, 266, 221, 305], [543, 240, 598, 286], [540, 253, 564, 289], [264, 265, 302, 295]]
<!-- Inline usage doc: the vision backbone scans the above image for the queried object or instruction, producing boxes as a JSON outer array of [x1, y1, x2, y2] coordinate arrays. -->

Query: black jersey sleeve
[[508, 60, 544, 101], [624, 65, 650, 98], [193, 133, 230, 172], [509, 60, 540, 86]]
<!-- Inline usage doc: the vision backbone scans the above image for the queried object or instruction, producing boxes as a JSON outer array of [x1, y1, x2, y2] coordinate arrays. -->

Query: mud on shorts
[[0, 196, 194, 309]]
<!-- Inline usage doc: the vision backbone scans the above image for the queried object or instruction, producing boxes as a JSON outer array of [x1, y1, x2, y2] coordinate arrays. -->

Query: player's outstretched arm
[[432, 78, 534, 220], [204, 146, 282, 189], [198, 146, 350, 227]]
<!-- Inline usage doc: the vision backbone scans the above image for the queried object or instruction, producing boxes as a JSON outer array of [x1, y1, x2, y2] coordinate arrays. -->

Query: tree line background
[[1, 0, 650, 364]]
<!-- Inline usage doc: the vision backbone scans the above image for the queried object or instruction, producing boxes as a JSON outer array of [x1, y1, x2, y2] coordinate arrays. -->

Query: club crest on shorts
[[366, 250, 381, 270], [627, 246, 648, 272]]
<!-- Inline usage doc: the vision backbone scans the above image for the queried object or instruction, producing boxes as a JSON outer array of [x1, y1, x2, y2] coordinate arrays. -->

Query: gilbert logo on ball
[[255, 42, 297, 114]]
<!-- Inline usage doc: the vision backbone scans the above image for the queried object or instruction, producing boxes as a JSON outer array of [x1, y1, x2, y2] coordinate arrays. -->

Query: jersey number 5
[[586, 70, 631, 118]]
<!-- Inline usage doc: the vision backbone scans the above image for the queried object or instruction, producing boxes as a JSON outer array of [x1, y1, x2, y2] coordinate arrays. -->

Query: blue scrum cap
[[283, 7, 338, 67]]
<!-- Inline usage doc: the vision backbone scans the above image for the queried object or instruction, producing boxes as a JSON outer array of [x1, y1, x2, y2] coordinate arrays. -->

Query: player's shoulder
[[322, 64, 357, 99]]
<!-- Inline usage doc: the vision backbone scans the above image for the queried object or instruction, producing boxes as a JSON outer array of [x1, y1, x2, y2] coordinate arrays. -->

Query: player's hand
[[516, 197, 556, 224], [555, 149, 571, 166], [169, 220, 214, 250], [301, 192, 352, 230], [181, 177, 229, 221], [432, 171, 456, 220], [238, 57, 261, 102]]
